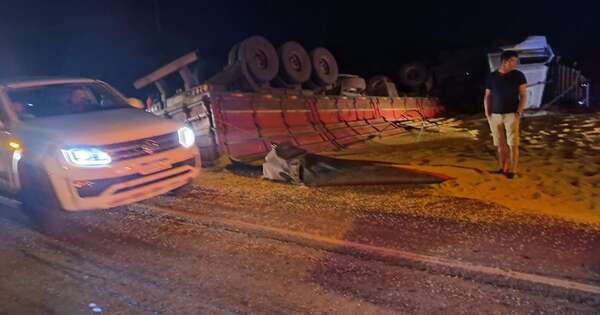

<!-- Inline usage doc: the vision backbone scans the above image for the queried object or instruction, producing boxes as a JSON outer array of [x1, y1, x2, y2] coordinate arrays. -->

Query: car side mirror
[[127, 97, 145, 109]]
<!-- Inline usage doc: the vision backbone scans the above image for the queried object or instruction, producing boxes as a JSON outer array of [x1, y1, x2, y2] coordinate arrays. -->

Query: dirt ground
[[1, 111, 599, 314], [334, 112, 600, 225]]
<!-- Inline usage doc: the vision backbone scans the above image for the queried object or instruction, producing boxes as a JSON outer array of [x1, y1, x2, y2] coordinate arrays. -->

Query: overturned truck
[[135, 36, 446, 167]]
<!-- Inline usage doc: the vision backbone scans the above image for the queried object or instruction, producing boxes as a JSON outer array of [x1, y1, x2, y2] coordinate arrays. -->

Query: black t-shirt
[[485, 70, 527, 113]]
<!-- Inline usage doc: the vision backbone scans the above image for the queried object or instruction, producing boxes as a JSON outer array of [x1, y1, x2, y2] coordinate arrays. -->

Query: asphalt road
[[1, 192, 599, 314]]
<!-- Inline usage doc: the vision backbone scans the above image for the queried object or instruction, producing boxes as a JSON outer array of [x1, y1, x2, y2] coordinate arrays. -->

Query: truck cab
[[0, 77, 200, 211]]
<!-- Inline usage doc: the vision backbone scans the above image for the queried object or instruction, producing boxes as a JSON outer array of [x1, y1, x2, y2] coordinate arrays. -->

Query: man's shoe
[[506, 172, 517, 179]]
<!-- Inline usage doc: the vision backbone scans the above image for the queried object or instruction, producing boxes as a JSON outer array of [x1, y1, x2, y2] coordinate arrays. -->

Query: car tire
[[17, 162, 65, 231]]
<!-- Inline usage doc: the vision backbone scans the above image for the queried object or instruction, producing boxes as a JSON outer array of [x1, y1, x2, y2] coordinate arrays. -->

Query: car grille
[[77, 157, 196, 197], [101, 132, 180, 162]]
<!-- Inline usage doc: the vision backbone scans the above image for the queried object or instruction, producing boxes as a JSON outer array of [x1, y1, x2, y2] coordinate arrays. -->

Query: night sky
[[1, 0, 598, 97]]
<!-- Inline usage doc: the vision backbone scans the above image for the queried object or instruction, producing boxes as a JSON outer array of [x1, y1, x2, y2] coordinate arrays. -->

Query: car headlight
[[62, 147, 112, 167], [178, 126, 195, 148]]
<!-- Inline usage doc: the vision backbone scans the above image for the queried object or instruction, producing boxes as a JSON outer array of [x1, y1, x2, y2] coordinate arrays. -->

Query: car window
[[7, 83, 129, 119]]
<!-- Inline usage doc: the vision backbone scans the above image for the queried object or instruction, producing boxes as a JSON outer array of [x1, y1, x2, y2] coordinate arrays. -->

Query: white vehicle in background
[[487, 36, 555, 109], [0, 77, 200, 212]]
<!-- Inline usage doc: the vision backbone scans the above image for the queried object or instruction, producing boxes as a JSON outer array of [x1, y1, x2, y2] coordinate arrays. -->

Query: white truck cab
[[0, 77, 200, 211]]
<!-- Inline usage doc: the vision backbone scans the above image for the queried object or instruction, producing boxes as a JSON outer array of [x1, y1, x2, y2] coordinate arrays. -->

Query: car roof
[[0, 76, 98, 89]]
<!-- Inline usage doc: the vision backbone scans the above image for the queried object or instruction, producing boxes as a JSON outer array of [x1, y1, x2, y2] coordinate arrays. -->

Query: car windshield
[[7, 82, 129, 119]]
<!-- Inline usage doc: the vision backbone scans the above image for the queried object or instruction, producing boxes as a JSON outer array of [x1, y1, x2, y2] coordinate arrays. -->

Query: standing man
[[484, 50, 528, 179]]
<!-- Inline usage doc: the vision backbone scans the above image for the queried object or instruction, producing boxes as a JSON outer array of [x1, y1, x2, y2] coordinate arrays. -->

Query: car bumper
[[48, 146, 200, 211]]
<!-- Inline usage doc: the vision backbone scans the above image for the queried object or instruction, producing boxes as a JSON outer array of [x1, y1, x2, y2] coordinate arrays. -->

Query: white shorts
[[488, 113, 520, 146]]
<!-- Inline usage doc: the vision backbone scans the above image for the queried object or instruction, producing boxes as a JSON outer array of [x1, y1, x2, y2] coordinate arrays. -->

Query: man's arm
[[517, 84, 528, 115], [484, 89, 492, 118]]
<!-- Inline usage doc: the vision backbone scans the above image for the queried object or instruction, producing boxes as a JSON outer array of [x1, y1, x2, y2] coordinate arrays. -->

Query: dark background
[[0, 0, 598, 97]]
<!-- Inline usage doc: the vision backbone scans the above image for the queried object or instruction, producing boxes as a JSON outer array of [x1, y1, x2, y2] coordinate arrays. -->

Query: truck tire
[[310, 47, 339, 86], [228, 42, 241, 65], [338, 75, 366, 94], [238, 36, 279, 83], [398, 62, 429, 88], [367, 75, 390, 90], [367, 75, 398, 97], [278, 41, 312, 84]]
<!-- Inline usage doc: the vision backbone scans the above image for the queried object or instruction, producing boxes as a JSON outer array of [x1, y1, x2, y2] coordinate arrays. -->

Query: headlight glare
[[62, 147, 112, 167], [178, 126, 195, 148]]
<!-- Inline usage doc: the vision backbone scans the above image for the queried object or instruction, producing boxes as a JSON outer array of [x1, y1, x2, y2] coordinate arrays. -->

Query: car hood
[[13, 108, 184, 146]]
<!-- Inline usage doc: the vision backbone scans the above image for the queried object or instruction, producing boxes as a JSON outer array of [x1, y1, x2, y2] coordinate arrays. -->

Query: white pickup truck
[[0, 77, 200, 212]]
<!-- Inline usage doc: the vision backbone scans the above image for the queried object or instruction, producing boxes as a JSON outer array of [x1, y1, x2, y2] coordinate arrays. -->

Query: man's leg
[[505, 113, 520, 177], [495, 146, 509, 172], [509, 144, 519, 173], [495, 146, 502, 169], [498, 130, 509, 173], [489, 114, 508, 172]]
